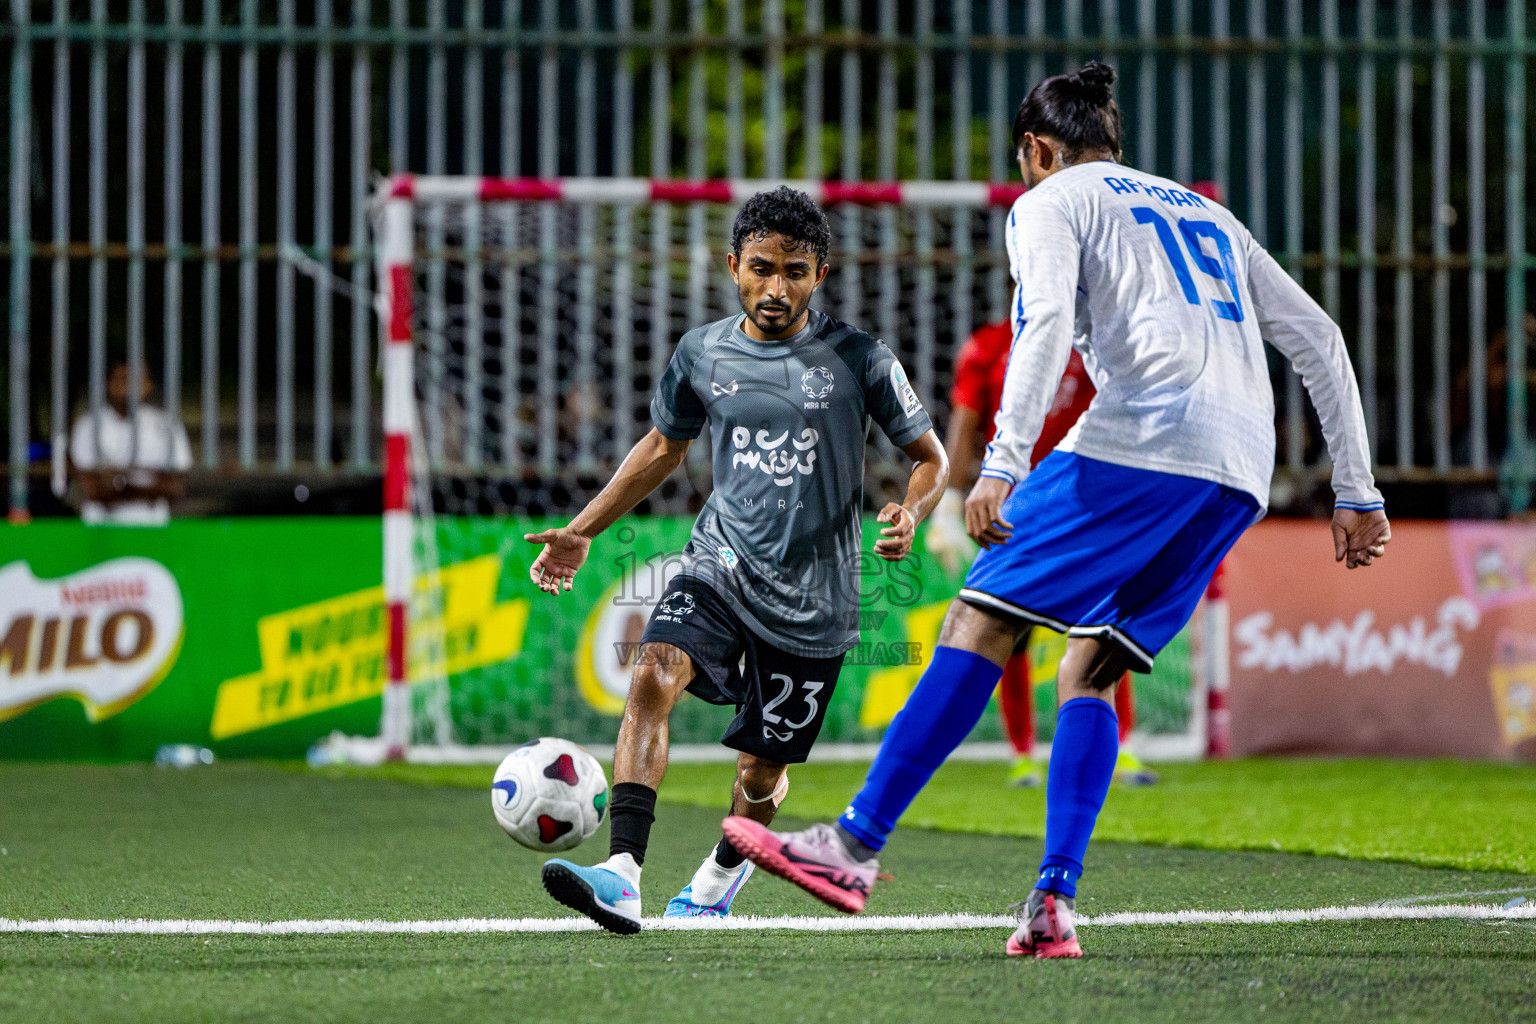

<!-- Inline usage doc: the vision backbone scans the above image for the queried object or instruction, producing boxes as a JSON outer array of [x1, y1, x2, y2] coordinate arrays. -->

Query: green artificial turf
[[7, 922, 1536, 1024], [325, 756, 1536, 875], [2, 762, 1534, 1024]]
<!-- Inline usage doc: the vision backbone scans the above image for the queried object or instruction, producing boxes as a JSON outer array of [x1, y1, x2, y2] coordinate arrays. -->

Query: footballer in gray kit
[[526, 186, 949, 933], [650, 305, 933, 662]]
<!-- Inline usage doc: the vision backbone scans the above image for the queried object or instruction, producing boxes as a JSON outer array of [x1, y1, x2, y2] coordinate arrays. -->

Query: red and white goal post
[[352, 174, 1226, 765]]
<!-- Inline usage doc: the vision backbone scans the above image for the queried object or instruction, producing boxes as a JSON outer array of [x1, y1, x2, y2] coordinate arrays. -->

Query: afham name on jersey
[[981, 161, 1382, 514]]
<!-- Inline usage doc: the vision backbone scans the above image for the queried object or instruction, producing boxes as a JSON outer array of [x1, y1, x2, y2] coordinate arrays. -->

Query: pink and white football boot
[[720, 817, 877, 913], [1005, 888, 1084, 959]]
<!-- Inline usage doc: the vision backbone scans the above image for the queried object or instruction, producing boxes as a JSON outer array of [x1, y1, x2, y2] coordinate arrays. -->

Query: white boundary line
[[1082, 904, 1536, 926], [331, 740, 1026, 766], [333, 738, 1199, 766], [4, 904, 1535, 936], [1372, 886, 1536, 907]]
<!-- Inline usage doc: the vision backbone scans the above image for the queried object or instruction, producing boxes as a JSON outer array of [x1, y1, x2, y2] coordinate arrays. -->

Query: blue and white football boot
[[542, 853, 643, 935], [663, 853, 755, 919]]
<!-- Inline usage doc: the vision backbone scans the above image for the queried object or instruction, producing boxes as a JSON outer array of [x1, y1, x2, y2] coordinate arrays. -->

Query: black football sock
[[713, 835, 747, 870], [608, 782, 658, 867]]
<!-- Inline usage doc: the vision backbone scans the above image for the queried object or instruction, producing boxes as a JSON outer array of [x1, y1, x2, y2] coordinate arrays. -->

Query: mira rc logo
[[0, 558, 185, 722], [801, 367, 835, 400], [660, 592, 696, 617]]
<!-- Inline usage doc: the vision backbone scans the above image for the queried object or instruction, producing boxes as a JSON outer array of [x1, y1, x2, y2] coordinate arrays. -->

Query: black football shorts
[[638, 574, 846, 764]]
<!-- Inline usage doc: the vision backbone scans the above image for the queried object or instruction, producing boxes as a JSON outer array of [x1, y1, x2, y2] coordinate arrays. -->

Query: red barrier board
[[1225, 520, 1536, 761]]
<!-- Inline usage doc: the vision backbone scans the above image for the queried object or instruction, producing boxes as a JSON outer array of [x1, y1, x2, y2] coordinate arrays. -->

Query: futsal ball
[[490, 738, 609, 852]]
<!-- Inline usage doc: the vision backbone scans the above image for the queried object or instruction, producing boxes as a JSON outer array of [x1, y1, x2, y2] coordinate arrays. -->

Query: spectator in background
[[70, 362, 193, 526]]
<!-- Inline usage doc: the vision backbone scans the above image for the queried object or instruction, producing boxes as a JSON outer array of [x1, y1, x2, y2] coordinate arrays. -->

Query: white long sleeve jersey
[[980, 161, 1383, 513]]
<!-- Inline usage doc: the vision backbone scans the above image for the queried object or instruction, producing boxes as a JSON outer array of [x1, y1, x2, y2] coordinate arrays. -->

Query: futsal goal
[[343, 174, 1221, 765]]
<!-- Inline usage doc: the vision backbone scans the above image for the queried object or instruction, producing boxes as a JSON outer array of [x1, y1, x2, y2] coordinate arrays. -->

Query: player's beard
[[739, 290, 809, 339]]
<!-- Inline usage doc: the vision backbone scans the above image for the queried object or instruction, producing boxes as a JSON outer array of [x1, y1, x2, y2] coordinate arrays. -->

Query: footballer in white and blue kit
[[724, 60, 1392, 957]]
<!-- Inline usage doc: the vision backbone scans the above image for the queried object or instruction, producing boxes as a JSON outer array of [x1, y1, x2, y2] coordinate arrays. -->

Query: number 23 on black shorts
[[639, 576, 846, 764]]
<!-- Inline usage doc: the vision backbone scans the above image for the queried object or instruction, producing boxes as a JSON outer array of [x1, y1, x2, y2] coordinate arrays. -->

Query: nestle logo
[[61, 577, 149, 607]]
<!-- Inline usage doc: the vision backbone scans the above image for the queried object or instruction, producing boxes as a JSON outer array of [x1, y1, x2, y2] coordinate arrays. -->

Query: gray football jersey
[[650, 308, 933, 657]]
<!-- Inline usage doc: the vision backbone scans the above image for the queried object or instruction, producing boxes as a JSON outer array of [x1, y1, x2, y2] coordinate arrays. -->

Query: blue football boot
[[663, 855, 755, 919], [541, 853, 642, 935]]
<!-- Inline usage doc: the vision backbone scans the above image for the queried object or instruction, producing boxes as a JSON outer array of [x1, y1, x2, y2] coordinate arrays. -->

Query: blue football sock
[[1037, 696, 1120, 897], [839, 645, 1003, 851]]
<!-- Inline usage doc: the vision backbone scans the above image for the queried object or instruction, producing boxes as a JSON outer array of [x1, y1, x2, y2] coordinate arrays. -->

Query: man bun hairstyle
[[1012, 60, 1124, 164], [1073, 60, 1117, 106], [731, 185, 832, 267]]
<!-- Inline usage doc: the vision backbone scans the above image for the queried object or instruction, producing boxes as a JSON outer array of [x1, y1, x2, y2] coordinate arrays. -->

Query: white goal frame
[[367, 173, 1223, 765]]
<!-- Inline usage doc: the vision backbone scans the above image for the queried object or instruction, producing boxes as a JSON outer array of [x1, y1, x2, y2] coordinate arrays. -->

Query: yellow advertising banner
[[210, 556, 528, 739]]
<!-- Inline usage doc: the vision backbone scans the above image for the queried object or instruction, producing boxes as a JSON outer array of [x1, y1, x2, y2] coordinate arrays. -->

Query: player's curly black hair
[[1012, 60, 1123, 164], [730, 186, 831, 267]]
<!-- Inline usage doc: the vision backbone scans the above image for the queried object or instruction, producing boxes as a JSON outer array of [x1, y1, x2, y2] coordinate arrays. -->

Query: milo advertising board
[[1, 521, 386, 758], [0, 558, 184, 724]]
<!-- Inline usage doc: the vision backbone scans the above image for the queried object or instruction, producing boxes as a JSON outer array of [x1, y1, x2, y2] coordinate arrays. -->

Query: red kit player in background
[[926, 322, 1155, 788]]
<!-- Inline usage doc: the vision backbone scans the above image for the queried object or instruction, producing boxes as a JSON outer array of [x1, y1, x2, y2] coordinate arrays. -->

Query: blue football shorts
[[959, 451, 1262, 672]]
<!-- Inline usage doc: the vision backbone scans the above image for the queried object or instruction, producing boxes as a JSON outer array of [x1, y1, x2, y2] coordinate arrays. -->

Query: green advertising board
[[0, 518, 1191, 760], [0, 520, 387, 759]]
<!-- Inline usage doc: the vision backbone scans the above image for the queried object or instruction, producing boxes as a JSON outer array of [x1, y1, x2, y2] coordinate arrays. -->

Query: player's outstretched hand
[[1331, 507, 1391, 569], [965, 476, 1014, 548], [524, 526, 592, 595], [874, 503, 914, 561]]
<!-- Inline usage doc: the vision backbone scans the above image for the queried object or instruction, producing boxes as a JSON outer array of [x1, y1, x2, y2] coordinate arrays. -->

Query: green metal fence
[[2, 0, 1533, 516]]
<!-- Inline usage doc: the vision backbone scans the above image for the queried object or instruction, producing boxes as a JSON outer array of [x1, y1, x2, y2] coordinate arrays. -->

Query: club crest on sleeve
[[660, 591, 697, 616], [890, 361, 923, 417]]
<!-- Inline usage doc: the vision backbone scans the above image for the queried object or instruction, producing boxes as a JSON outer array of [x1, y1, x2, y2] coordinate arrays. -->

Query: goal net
[[361, 175, 1212, 764]]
